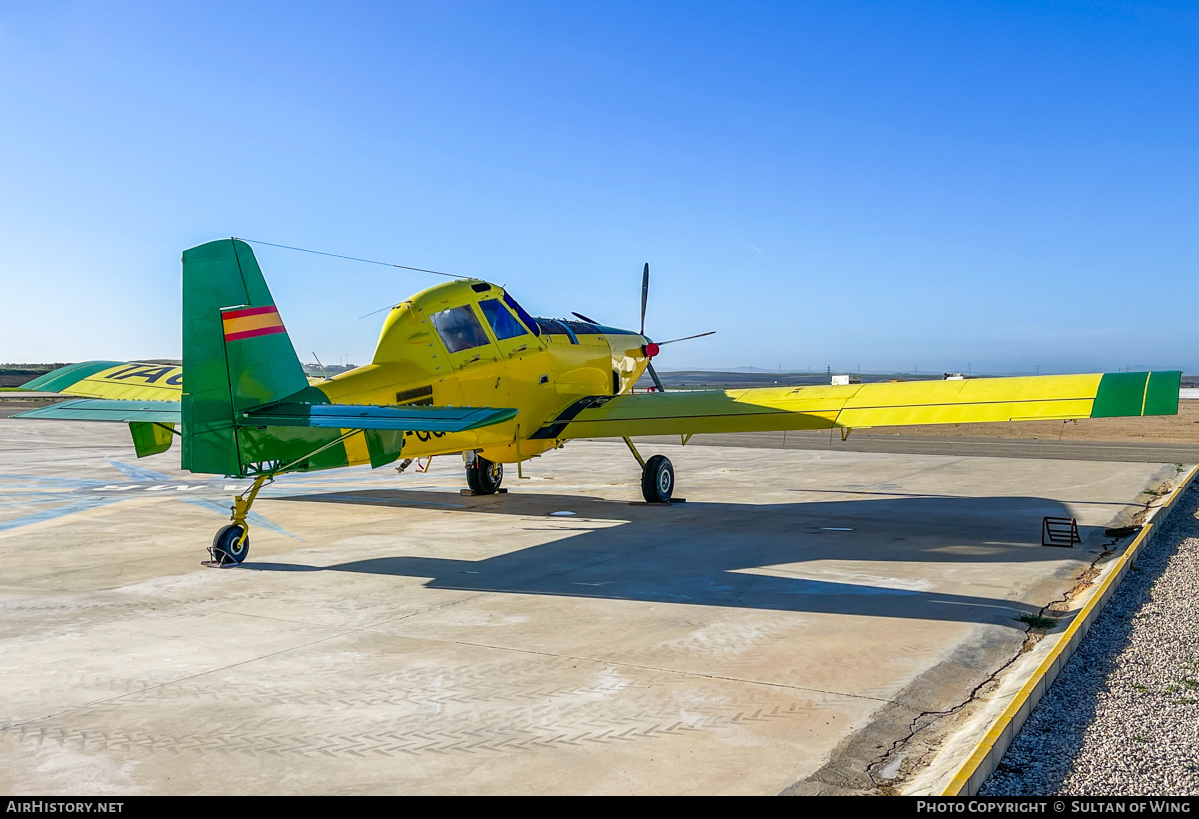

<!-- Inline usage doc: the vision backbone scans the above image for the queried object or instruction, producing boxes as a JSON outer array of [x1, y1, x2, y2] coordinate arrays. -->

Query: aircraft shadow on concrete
[[247, 489, 1124, 627]]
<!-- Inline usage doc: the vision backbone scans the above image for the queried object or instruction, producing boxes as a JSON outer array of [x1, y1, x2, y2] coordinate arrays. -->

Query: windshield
[[430, 305, 490, 353], [478, 299, 529, 341]]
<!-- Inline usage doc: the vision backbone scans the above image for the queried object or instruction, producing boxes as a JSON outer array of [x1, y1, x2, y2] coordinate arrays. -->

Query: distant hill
[[5, 361, 1197, 392], [635, 370, 945, 390], [0, 363, 68, 388], [640, 369, 1199, 390]]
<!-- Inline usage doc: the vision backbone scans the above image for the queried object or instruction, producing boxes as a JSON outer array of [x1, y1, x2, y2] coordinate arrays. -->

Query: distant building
[[303, 362, 357, 378]]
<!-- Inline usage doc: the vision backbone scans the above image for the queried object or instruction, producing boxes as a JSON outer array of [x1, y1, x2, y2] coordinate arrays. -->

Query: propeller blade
[[646, 361, 666, 392], [571, 311, 600, 324], [640, 262, 649, 336], [656, 331, 716, 346]]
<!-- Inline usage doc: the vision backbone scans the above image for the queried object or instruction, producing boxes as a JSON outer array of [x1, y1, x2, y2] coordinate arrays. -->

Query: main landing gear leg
[[623, 437, 677, 504], [463, 451, 504, 496], [207, 474, 271, 567]]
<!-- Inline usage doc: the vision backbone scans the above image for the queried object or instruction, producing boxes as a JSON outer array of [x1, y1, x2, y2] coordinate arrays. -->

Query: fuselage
[[310, 279, 652, 465]]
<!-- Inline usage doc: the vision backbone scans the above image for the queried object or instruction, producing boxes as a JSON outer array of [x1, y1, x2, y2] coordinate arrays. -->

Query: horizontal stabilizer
[[16, 399, 182, 424], [17, 397, 517, 434], [242, 403, 518, 432]]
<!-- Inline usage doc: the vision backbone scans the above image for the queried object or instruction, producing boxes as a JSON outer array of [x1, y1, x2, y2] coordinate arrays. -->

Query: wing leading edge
[[19, 361, 183, 401], [530, 371, 1181, 440]]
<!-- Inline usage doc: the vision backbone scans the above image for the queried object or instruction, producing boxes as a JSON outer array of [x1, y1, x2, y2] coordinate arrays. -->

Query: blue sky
[[1, 1, 1196, 374]]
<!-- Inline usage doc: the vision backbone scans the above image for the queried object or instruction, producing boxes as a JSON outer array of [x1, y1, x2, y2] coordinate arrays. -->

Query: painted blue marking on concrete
[[0, 496, 123, 532], [0, 457, 468, 538], [0, 496, 75, 507], [180, 496, 301, 541], [0, 462, 300, 538], [0, 489, 75, 497], [106, 459, 175, 483], [0, 473, 103, 488]]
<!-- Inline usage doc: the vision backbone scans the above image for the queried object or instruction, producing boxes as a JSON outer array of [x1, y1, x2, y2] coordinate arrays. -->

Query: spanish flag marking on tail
[[222, 306, 286, 342]]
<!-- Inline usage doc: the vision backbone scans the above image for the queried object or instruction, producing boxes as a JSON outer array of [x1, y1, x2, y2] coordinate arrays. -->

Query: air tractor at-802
[[18, 239, 1181, 565]]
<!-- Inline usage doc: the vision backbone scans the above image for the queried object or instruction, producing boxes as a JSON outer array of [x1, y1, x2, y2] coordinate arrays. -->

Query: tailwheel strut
[[205, 474, 272, 567], [203, 429, 357, 567]]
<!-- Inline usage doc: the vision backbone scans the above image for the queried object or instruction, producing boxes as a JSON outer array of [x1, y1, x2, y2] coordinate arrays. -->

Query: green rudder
[[180, 238, 310, 475]]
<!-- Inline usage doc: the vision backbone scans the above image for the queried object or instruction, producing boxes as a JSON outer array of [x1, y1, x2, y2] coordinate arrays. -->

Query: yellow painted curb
[[939, 463, 1199, 796]]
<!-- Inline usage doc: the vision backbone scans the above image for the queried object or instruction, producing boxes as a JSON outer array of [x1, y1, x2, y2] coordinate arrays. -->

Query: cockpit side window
[[430, 305, 490, 353], [502, 293, 540, 337], [478, 299, 529, 341]]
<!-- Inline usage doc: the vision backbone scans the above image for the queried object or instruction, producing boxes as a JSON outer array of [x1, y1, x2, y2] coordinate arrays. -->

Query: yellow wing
[[19, 361, 183, 401], [19, 360, 324, 401], [529, 372, 1180, 440]]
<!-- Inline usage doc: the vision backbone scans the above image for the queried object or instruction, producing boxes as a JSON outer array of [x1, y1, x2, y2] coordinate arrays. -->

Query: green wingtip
[[18, 361, 125, 393], [1092, 371, 1181, 418]]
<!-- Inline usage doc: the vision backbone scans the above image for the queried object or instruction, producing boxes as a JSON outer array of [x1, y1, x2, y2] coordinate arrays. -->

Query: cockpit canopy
[[373, 277, 640, 368], [427, 291, 540, 353]]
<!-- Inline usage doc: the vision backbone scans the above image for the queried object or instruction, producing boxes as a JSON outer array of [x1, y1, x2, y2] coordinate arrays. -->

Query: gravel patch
[[980, 481, 1199, 796]]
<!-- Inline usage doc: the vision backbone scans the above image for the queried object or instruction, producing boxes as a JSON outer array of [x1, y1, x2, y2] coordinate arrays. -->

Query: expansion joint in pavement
[[437, 637, 894, 703], [1, 591, 492, 733]]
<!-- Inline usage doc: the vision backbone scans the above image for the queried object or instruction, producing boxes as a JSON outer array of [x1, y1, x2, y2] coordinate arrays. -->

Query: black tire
[[465, 456, 503, 495], [212, 524, 249, 565], [640, 455, 674, 503]]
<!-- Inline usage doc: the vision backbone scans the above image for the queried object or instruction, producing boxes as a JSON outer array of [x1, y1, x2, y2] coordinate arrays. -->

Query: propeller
[[645, 359, 667, 392], [572, 263, 713, 394], [640, 262, 649, 335], [656, 331, 716, 346], [636, 262, 713, 393]]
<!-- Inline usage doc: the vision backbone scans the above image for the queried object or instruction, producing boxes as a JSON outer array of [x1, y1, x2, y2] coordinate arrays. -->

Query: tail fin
[[181, 238, 308, 475]]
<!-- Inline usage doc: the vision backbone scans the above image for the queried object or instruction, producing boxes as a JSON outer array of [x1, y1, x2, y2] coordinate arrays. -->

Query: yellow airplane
[[18, 238, 1181, 565]]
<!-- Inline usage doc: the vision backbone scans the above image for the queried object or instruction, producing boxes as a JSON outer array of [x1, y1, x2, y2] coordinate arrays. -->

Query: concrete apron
[[0, 420, 1182, 795]]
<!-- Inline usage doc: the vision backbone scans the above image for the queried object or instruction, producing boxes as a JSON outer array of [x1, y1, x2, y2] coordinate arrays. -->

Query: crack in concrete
[[858, 477, 1181, 794], [864, 645, 1025, 793]]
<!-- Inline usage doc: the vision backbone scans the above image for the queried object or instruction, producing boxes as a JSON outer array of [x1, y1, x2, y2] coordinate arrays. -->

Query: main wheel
[[640, 455, 674, 503], [465, 456, 504, 495], [212, 524, 249, 565]]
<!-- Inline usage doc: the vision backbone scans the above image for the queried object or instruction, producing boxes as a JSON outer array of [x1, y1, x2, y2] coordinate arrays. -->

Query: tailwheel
[[211, 524, 249, 565], [640, 454, 674, 504], [466, 456, 504, 495], [205, 473, 270, 567]]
